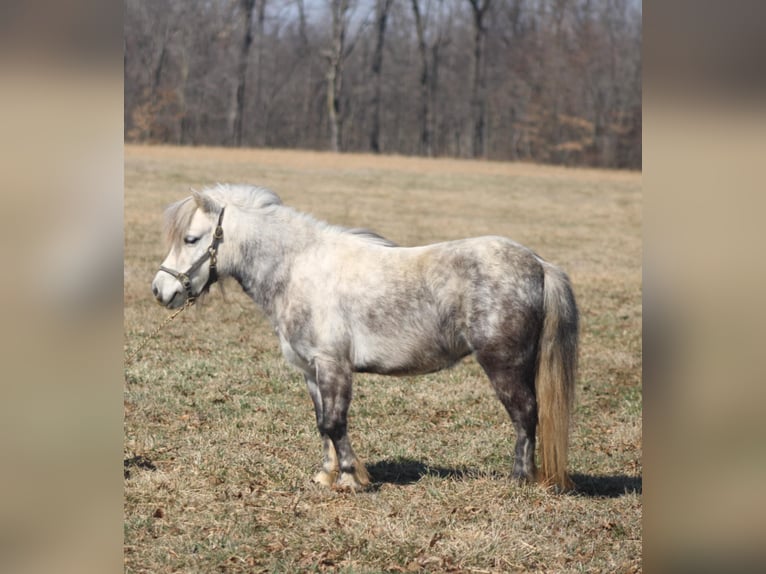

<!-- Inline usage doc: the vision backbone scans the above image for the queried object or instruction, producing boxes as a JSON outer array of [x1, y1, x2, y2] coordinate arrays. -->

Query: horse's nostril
[[152, 283, 160, 299]]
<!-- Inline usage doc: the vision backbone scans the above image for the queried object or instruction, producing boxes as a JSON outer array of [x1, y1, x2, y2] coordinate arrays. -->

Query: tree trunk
[[411, 0, 431, 156], [253, 0, 267, 146], [326, 0, 349, 152], [370, 0, 394, 153], [295, 0, 312, 144], [177, 45, 189, 145], [233, 0, 256, 147], [429, 40, 442, 156], [467, 0, 490, 158]]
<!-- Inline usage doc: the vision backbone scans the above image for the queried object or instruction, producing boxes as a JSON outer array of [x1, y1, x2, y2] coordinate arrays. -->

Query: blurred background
[[3, 0, 766, 572], [124, 0, 642, 169], [0, 1, 122, 573]]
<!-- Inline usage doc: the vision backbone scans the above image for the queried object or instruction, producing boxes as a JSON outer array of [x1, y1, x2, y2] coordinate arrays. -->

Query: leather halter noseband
[[158, 207, 225, 301]]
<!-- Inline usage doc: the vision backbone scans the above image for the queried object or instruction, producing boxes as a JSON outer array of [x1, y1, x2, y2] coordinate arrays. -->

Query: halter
[[158, 207, 225, 301]]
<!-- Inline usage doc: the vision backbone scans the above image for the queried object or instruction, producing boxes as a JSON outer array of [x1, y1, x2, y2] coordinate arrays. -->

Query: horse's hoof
[[313, 470, 337, 487], [511, 468, 536, 485], [335, 471, 369, 491]]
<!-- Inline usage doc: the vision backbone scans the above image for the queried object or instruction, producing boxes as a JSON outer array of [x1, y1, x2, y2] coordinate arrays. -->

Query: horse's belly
[[351, 334, 471, 376]]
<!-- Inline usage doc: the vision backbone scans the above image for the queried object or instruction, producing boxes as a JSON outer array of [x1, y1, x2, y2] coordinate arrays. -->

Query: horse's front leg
[[311, 359, 370, 490], [304, 373, 339, 486]]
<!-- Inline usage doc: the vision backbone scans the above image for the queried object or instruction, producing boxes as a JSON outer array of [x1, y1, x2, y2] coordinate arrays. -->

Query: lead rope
[[125, 298, 196, 366]]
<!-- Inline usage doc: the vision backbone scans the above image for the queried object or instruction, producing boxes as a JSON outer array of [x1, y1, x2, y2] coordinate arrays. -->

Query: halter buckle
[[178, 273, 191, 291]]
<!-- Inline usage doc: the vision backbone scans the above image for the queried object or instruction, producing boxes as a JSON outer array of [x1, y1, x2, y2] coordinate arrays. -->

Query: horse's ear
[[191, 189, 221, 214]]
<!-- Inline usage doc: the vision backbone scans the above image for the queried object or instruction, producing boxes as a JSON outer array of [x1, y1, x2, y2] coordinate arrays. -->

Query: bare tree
[[252, 0, 268, 146], [232, 0, 256, 146], [411, 0, 451, 156], [411, 0, 431, 155], [229, 0, 268, 146], [325, 0, 352, 152], [369, 0, 395, 153], [284, 0, 316, 144], [467, 0, 491, 158]]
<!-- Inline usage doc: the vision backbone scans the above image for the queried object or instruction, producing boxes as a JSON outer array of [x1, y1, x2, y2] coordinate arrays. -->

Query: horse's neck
[[231, 208, 318, 312]]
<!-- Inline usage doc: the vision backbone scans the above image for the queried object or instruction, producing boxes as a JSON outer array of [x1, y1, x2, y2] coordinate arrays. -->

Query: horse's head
[[152, 191, 226, 308]]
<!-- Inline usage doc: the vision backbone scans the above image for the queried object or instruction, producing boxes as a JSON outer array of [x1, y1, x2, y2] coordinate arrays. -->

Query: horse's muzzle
[[151, 273, 185, 308]]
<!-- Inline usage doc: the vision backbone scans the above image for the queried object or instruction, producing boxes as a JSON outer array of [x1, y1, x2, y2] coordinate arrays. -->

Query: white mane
[[203, 183, 282, 211], [199, 184, 397, 247]]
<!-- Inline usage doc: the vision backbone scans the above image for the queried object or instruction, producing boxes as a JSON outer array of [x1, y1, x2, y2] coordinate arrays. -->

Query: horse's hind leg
[[308, 360, 370, 490], [476, 344, 539, 483]]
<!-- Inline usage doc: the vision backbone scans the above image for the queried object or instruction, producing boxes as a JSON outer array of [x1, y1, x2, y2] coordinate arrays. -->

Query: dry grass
[[124, 145, 641, 573]]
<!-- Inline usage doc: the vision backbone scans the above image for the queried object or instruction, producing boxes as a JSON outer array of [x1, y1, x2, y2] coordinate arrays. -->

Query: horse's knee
[[318, 416, 347, 439], [312, 410, 325, 430], [313, 361, 353, 435]]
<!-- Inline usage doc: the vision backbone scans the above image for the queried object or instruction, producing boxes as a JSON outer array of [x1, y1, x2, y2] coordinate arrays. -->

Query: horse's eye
[[184, 235, 200, 245]]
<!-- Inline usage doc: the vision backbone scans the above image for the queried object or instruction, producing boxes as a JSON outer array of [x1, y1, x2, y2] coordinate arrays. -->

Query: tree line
[[125, 0, 641, 168]]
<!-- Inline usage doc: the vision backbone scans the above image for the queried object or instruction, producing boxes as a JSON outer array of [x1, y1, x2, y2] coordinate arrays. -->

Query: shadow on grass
[[367, 458, 476, 486], [367, 458, 641, 498], [124, 455, 157, 479], [570, 473, 642, 498]]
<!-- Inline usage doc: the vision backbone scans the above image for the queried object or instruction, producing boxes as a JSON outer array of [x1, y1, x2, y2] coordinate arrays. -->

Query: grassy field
[[124, 145, 642, 573]]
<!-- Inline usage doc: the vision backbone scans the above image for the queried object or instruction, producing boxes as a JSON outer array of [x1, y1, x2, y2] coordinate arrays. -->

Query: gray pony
[[152, 184, 578, 491]]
